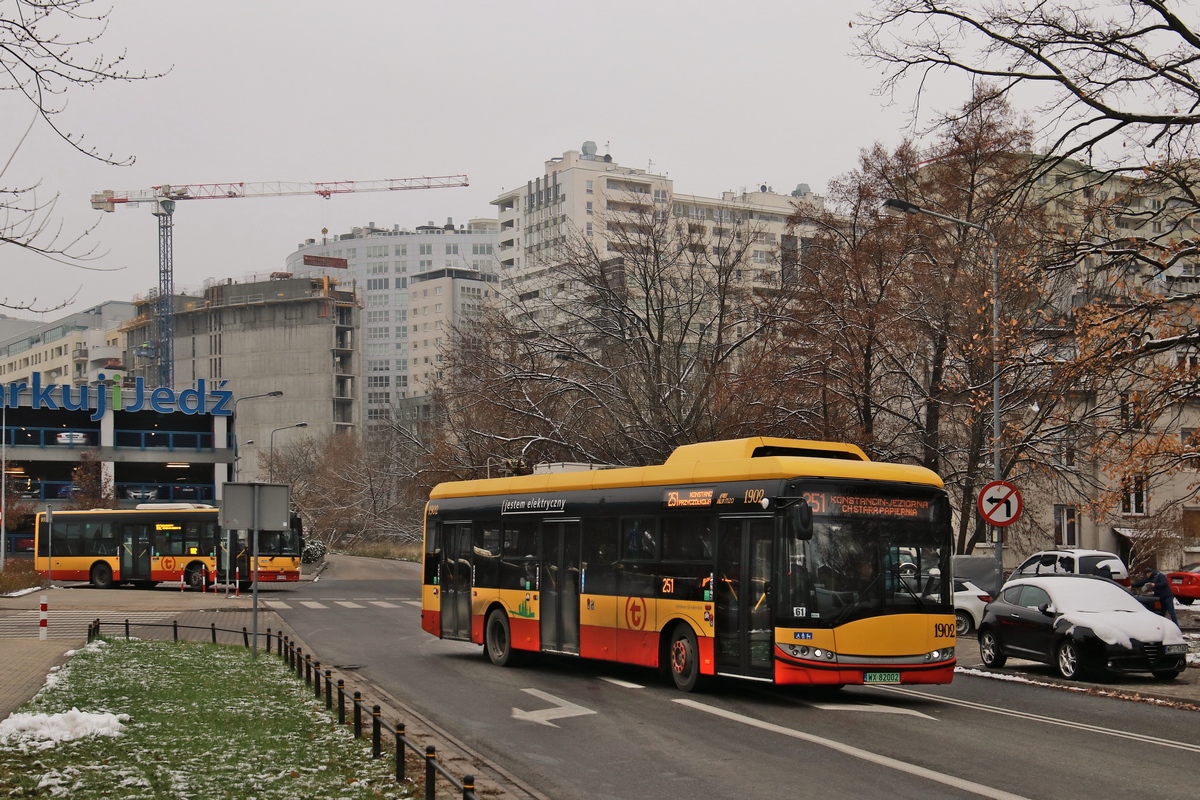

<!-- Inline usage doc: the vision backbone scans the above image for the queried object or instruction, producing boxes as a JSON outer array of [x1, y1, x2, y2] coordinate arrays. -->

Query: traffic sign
[[978, 480, 1022, 527]]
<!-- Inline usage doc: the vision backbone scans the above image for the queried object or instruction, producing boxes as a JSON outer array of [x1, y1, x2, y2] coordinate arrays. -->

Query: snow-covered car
[[1166, 563, 1200, 606], [953, 579, 992, 635], [977, 574, 1187, 681], [1010, 549, 1130, 586]]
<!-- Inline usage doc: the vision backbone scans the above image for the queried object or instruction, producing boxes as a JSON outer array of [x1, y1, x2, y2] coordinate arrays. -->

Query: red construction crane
[[90, 175, 470, 387]]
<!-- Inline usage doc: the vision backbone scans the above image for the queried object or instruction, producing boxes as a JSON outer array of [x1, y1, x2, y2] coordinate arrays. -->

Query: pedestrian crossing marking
[[334, 601, 364, 609], [300, 601, 328, 609], [404, 601, 423, 608], [264, 601, 291, 609], [368, 601, 399, 608]]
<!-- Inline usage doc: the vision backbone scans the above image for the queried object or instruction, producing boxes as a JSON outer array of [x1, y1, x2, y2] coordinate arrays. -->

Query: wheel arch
[[656, 616, 707, 672]]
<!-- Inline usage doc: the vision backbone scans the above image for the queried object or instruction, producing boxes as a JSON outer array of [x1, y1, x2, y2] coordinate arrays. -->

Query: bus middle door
[[540, 519, 581, 655], [120, 523, 151, 582], [440, 522, 473, 642], [715, 517, 774, 678]]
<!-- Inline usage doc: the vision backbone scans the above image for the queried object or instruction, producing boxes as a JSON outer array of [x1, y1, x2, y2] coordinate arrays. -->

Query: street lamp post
[[883, 198, 1003, 578], [234, 440, 254, 482], [269, 423, 308, 483], [231, 391, 282, 483]]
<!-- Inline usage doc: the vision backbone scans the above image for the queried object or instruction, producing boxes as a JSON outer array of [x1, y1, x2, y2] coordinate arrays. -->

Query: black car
[[977, 574, 1188, 681]]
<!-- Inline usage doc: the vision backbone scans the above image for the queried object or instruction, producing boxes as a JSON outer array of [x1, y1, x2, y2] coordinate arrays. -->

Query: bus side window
[[582, 518, 618, 595], [502, 518, 539, 589], [423, 520, 441, 586], [473, 521, 501, 587]]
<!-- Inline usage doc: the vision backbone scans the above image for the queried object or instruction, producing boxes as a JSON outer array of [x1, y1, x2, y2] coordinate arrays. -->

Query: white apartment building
[[285, 219, 499, 421], [491, 142, 824, 306], [0, 302, 134, 386]]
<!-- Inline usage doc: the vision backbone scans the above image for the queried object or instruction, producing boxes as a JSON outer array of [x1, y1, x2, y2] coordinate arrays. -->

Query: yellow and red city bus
[[421, 437, 957, 692], [34, 504, 303, 589]]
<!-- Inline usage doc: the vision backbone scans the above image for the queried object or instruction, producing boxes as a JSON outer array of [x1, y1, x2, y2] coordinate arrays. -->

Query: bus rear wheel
[[485, 609, 519, 667], [668, 624, 703, 692], [90, 563, 114, 590]]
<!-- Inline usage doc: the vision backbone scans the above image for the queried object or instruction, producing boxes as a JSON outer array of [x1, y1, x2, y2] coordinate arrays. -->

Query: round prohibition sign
[[977, 480, 1022, 527]]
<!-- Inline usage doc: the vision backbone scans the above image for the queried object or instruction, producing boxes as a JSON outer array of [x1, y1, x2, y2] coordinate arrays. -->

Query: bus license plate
[[864, 672, 901, 684]]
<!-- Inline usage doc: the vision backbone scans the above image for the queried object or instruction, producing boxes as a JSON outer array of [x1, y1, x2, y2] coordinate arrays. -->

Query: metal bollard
[[277, 631, 283, 657], [124, 618, 130, 640], [283, 636, 290, 666], [372, 705, 381, 758], [296, 648, 303, 679], [337, 680, 345, 725], [462, 775, 475, 800], [353, 691, 362, 738], [324, 670, 332, 710], [173, 620, 178, 642], [243, 627, 249, 648], [424, 746, 437, 800], [266, 628, 272, 652], [305, 654, 312, 686], [313, 662, 322, 699], [395, 722, 406, 783], [211, 622, 217, 644]]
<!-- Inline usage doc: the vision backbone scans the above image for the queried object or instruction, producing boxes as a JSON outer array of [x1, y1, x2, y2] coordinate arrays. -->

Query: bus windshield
[[777, 483, 952, 627]]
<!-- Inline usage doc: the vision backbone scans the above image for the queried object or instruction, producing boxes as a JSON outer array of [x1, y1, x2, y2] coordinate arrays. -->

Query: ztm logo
[[624, 597, 646, 631]]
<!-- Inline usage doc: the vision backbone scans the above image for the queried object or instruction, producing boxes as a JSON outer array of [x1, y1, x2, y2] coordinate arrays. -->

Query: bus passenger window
[[622, 518, 658, 561]]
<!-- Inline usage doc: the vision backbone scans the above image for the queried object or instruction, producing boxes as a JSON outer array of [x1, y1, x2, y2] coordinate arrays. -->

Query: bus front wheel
[[184, 564, 206, 590], [668, 624, 703, 692], [485, 609, 519, 667], [90, 563, 114, 590]]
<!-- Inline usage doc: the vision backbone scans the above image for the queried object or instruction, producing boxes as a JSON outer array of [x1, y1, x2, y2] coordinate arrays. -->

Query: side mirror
[[786, 499, 813, 540]]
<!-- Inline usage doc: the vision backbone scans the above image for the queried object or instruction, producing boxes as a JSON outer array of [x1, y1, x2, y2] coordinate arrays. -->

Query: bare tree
[[1, 0, 164, 308], [857, 1, 1200, 553], [437, 193, 815, 471], [64, 451, 117, 509]]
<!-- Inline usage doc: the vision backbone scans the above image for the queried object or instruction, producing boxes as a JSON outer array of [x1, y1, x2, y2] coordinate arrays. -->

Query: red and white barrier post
[[235, 567, 240, 598], [39, 595, 47, 641]]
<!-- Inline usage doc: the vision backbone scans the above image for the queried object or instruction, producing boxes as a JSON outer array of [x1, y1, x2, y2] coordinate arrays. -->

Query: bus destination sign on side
[[662, 488, 715, 509]]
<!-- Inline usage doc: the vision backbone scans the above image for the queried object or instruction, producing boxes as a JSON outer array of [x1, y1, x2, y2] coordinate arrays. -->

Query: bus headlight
[[924, 649, 953, 661], [785, 644, 838, 663]]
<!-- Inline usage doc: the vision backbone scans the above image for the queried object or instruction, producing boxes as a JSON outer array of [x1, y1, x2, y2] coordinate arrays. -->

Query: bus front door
[[120, 524, 151, 582], [440, 522, 473, 641], [221, 531, 251, 585], [715, 517, 774, 678], [540, 520, 581, 655]]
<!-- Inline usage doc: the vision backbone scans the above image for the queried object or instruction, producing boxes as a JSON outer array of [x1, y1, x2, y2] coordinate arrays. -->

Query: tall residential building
[[0, 302, 134, 386], [285, 218, 499, 422], [490, 142, 824, 311]]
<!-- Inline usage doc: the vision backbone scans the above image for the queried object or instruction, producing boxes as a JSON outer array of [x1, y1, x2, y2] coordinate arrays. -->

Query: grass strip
[[0, 638, 415, 799]]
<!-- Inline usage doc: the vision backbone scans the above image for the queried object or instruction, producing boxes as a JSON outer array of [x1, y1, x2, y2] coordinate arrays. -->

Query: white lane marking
[[674, 698, 1030, 800], [802, 699, 935, 719], [299, 601, 328, 609], [368, 601, 399, 608], [598, 677, 644, 689], [334, 601, 365, 609], [264, 601, 291, 609], [512, 688, 597, 728], [880, 685, 1200, 753], [403, 601, 423, 608]]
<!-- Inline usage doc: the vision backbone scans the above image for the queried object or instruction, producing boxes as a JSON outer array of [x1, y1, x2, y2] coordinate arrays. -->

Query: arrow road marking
[[512, 688, 597, 727]]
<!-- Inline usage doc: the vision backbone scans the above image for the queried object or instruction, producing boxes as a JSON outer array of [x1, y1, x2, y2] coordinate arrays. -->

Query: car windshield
[[1044, 580, 1146, 614]]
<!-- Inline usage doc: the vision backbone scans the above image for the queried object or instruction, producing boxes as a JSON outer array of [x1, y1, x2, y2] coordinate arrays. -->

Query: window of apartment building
[[586, 202, 593, 215], [367, 391, 391, 405], [366, 294, 389, 308], [419, 244, 433, 255], [369, 262, 389, 274], [366, 326, 390, 340], [367, 407, 388, 421], [586, 222, 593, 235], [752, 250, 768, 264], [434, 286, 443, 296], [586, 180, 593, 194], [367, 375, 390, 388], [434, 304, 442, 313], [1183, 429, 1200, 469], [396, 326, 408, 338], [419, 259, 433, 270], [472, 243, 493, 255], [396, 261, 407, 273], [366, 278, 390, 291], [1122, 476, 1148, 515], [366, 310, 390, 324], [395, 309, 407, 322], [653, 189, 668, 203], [1053, 505, 1078, 546], [367, 359, 390, 373], [395, 245, 407, 256], [446, 243, 459, 255]]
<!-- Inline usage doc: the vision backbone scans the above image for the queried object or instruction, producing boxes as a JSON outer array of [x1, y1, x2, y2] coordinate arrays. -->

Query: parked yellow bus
[[421, 437, 957, 692], [34, 505, 302, 589]]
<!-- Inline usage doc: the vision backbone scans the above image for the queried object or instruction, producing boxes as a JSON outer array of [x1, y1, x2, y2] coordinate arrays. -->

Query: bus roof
[[430, 436, 943, 500]]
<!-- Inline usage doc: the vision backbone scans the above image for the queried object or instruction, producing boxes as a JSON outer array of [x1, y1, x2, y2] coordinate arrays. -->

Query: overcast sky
[[0, 0, 971, 319]]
